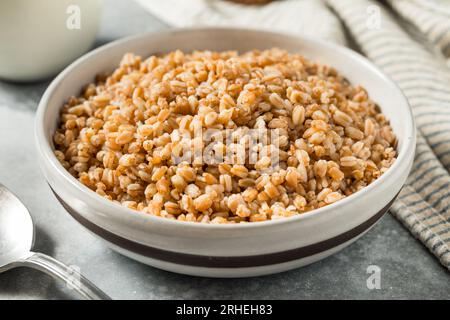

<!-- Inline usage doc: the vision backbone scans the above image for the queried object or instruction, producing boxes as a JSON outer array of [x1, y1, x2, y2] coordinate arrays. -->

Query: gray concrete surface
[[0, 0, 448, 300]]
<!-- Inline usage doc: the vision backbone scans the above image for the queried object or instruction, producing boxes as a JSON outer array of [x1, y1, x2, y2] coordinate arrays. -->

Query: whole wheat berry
[[54, 48, 397, 223]]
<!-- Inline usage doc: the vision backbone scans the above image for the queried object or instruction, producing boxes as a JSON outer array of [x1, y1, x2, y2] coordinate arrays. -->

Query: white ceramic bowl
[[35, 28, 415, 277]]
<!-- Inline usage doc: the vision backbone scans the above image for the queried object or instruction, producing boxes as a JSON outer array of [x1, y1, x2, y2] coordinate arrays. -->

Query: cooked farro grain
[[53, 48, 397, 223]]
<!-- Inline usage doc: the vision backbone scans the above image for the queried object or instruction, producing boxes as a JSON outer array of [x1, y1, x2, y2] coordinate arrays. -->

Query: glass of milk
[[0, 0, 102, 82]]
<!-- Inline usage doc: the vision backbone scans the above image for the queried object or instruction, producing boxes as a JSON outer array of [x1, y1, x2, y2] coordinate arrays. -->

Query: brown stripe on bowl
[[51, 188, 398, 268]]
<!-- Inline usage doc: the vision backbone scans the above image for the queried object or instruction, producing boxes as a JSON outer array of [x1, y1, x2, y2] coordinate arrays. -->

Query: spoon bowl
[[0, 183, 110, 300], [0, 185, 34, 270]]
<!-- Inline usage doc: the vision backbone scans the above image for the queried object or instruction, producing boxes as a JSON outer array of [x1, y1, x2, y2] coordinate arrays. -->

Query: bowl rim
[[35, 27, 416, 230]]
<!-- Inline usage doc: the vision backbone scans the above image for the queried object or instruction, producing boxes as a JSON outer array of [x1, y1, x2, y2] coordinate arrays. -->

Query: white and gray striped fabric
[[389, 0, 450, 60], [135, 0, 347, 44], [135, 0, 450, 270], [327, 0, 450, 271]]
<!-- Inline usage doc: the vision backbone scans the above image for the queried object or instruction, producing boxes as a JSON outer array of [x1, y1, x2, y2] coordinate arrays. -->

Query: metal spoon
[[0, 183, 110, 300]]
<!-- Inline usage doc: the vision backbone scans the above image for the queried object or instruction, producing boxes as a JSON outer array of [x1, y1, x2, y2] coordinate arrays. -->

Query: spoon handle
[[18, 252, 111, 300]]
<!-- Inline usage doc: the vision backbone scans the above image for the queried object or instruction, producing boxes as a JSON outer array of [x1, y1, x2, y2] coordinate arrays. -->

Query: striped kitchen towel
[[326, 0, 450, 270], [134, 0, 347, 45], [388, 0, 450, 61], [135, 0, 450, 270]]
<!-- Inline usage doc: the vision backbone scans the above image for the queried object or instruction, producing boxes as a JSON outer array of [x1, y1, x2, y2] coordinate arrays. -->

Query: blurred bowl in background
[[0, 0, 102, 82]]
